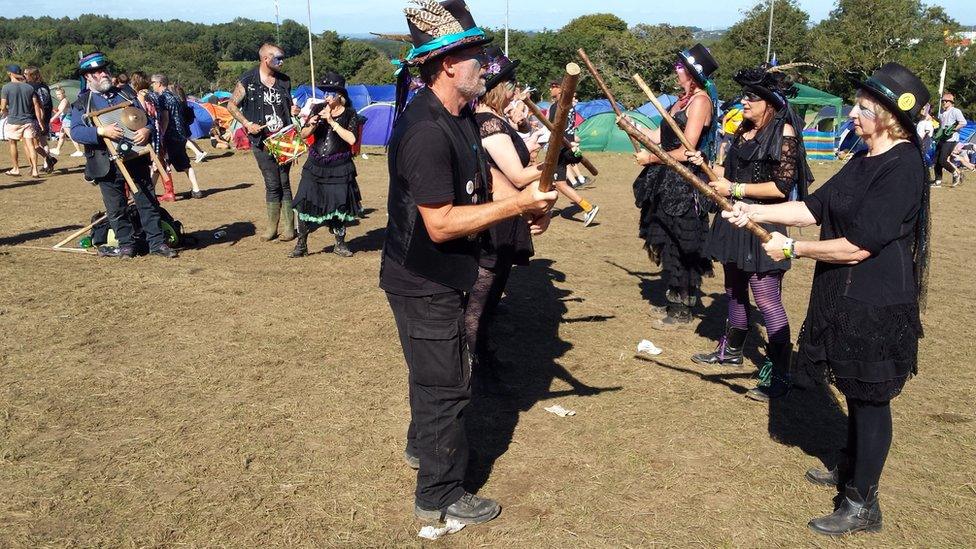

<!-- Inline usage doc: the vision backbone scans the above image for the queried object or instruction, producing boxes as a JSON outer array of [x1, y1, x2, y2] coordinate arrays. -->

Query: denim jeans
[[253, 147, 292, 203]]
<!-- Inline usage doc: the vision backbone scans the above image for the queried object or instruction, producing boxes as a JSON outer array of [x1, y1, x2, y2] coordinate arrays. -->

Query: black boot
[[288, 220, 308, 258], [691, 322, 748, 365], [806, 453, 851, 487], [333, 227, 353, 257], [746, 341, 792, 402], [808, 485, 882, 536], [652, 302, 692, 330]]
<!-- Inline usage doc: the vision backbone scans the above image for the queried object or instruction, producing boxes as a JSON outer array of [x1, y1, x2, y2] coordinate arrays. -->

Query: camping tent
[[636, 94, 678, 119], [200, 91, 232, 103], [187, 101, 214, 139], [578, 111, 660, 153], [791, 83, 844, 160], [293, 84, 326, 108], [364, 85, 396, 103], [51, 79, 82, 103], [201, 102, 233, 130], [575, 99, 626, 120], [346, 84, 371, 111], [359, 102, 396, 146]]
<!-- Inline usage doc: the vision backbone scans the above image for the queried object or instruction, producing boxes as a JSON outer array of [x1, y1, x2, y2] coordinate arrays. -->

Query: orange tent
[[201, 103, 233, 129]]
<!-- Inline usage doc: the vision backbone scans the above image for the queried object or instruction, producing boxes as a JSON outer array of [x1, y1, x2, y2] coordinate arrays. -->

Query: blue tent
[[636, 94, 678, 118], [187, 101, 214, 139], [346, 84, 371, 111], [360, 102, 396, 146], [575, 99, 625, 120], [200, 91, 232, 103], [292, 84, 327, 108], [364, 84, 396, 103]]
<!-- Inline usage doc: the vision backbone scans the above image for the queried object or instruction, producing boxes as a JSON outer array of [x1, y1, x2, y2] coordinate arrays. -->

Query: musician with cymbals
[[69, 51, 176, 259]]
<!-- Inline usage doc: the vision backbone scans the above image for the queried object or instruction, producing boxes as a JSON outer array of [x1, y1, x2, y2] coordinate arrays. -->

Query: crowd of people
[[0, 0, 945, 539]]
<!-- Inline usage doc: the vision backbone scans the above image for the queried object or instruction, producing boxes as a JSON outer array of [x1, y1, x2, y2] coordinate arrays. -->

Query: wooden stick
[[617, 117, 771, 242], [88, 110, 141, 195], [523, 97, 598, 176], [632, 73, 720, 182], [577, 48, 640, 152], [52, 214, 107, 249], [537, 63, 581, 193]]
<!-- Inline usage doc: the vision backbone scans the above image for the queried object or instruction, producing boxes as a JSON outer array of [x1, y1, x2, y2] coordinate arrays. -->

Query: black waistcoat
[[383, 88, 488, 291]]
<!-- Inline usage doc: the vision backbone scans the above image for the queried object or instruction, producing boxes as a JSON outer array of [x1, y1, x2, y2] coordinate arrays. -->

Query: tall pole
[[765, 0, 775, 63], [504, 0, 510, 56], [275, 0, 281, 43], [307, 0, 316, 98]]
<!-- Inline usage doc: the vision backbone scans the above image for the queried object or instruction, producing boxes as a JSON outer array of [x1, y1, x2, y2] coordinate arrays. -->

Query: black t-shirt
[[31, 82, 52, 123], [803, 141, 924, 306], [379, 110, 483, 296]]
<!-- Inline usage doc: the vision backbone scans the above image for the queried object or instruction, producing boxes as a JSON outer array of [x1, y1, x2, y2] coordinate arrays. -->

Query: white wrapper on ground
[[418, 519, 465, 540], [544, 404, 576, 417], [636, 339, 662, 356]]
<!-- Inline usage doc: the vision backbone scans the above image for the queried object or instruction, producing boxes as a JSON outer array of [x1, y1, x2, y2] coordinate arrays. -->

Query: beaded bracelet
[[782, 238, 796, 260], [731, 183, 746, 199]]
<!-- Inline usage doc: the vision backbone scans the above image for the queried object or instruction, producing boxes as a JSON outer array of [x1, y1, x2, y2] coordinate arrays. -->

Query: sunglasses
[[742, 91, 762, 102], [454, 49, 489, 67]]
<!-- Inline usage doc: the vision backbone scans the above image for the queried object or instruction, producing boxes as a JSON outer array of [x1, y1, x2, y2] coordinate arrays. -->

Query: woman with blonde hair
[[722, 63, 931, 536]]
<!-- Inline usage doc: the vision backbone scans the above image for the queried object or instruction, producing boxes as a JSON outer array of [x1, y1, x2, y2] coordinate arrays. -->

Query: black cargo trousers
[[386, 290, 471, 511]]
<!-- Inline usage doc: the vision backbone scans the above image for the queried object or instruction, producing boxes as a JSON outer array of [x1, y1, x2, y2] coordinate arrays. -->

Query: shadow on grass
[[183, 221, 256, 249], [0, 179, 43, 190], [0, 224, 83, 246], [769, 359, 848, 468], [465, 257, 622, 494]]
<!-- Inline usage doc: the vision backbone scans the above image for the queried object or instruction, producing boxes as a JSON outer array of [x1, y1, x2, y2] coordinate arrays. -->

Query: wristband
[[782, 238, 796, 260]]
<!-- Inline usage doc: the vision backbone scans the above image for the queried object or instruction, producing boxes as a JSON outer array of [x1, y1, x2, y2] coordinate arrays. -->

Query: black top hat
[[858, 62, 931, 135], [77, 51, 112, 76], [733, 64, 797, 110], [677, 44, 718, 88], [400, 0, 492, 66], [319, 70, 350, 103], [483, 46, 519, 94]]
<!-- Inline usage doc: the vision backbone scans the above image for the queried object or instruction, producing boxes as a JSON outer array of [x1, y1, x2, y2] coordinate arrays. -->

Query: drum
[[264, 124, 308, 165]]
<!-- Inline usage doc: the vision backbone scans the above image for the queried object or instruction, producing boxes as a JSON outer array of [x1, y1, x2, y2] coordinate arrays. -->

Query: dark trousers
[[934, 140, 957, 180], [253, 147, 292, 203], [97, 159, 165, 249], [387, 290, 471, 510]]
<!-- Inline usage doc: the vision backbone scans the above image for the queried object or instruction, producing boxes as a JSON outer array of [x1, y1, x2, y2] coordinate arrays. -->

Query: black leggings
[[845, 397, 893, 497], [463, 261, 514, 366], [934, 141, 957, 180]]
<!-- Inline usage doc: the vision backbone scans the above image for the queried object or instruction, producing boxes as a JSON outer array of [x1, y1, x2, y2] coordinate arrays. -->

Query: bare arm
[[482, 133, 541, 187], [729, 200, 818, 228], [795, 238, 871, 264], [33, 96, 45, 130], [226, 82, 263, 134], [417, 181, 556, 243]]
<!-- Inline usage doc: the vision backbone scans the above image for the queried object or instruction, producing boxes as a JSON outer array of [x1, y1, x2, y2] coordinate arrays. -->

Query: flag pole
[[307, 0, 316, 99], [504, 0, 510, 56], [765, 0, 775, 63]]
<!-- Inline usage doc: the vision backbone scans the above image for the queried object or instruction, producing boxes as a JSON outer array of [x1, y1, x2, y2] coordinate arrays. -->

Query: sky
[[16, 0, 976, 34]]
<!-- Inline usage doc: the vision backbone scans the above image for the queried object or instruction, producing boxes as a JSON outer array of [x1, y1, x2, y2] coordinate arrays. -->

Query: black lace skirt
[[705, 198, 791, 274], [293, 159, 361, 227], [797, 267, 921, 402], [634, 165, 711, 290]]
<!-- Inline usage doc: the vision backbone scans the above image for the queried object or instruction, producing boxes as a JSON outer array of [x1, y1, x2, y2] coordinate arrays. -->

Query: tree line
[[1, 0, 973, 113]]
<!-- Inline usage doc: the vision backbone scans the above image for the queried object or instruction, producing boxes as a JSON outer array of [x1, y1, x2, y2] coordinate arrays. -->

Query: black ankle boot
[[333, 230, 353, 257], [808, 485, 882, 536], [746, 341, 792, 402], [692, 322, 748, 365], [653, 303, 692, 331], [806, 453, 851, 487], [288, 221, 309, 258]]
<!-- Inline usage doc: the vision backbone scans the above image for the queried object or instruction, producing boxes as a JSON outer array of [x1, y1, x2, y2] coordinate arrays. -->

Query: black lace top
[[308, 106, 358, 165], [476, 112, 531, 170], [725, 134, 800, 200]]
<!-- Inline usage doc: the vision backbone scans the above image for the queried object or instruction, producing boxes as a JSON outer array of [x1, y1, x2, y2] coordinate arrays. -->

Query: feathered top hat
[[733, 63, 804, 110], [677, 44, 718, 88], [400, 0, 492, 67], [483, 46, 519, 94], [77, 51, 111, 76], [859, 62, 931, 135]]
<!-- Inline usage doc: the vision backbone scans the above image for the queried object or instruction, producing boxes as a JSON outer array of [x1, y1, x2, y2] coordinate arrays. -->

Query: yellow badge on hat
[[897, 92, 916, 111]]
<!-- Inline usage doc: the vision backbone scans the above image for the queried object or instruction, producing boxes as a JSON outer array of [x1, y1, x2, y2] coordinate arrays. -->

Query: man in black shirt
[[381, 0, 557, 527], [227, 43, 297, 242]]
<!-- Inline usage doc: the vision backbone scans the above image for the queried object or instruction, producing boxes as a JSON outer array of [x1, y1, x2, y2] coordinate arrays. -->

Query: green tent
[[51, 79, 82, 104], [578, 111, 660, 153], [791, 83, 843, 132]]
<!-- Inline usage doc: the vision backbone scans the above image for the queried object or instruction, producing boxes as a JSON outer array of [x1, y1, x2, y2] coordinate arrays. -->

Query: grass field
[[1, 142, 974, 547]]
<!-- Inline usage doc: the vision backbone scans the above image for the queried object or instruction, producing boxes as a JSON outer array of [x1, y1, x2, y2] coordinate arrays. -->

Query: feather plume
[[404, 0, 464, 36], [766, 62, 818, 73], [370, 32, 412, 43]]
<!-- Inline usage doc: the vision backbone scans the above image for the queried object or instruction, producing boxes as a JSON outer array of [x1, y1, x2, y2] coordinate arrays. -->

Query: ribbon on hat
[[79, 53, 107, 71], [865, 76, 914, 112], [393, 26, 486, 67]]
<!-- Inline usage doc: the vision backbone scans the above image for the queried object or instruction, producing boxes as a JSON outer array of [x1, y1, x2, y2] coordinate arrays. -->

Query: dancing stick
[[576, 48, 640, 152], [523, 97, 598, 176], [632, 73, 720, 182], [537, 62, 581, 192], [617, 117, 771, 242], [52, 214, 107, 249]]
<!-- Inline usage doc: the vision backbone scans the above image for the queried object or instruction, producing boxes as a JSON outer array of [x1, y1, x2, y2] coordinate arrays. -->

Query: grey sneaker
[[582, 205, 599, 227], [415, 492, 501, 525]]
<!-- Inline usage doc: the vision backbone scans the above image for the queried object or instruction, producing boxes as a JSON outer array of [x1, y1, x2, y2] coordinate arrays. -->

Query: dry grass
[[1, 142, 974, 547]]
